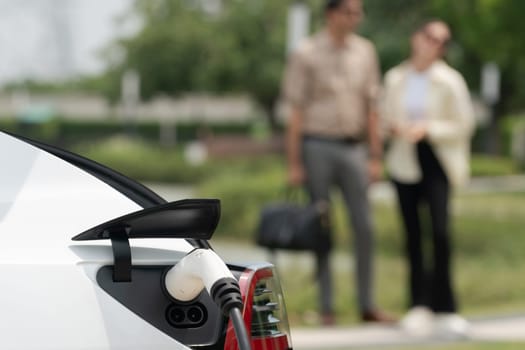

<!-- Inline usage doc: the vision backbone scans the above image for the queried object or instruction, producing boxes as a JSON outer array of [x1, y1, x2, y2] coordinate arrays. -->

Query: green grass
[[280, 252, 525, 327], [470, 154, 520, 177], [272, 191, 525, 327]]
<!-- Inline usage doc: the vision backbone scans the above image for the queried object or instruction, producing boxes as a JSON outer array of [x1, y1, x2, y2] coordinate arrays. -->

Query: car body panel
[[0, 132, 196, 349], [0, 132, 194, 264]]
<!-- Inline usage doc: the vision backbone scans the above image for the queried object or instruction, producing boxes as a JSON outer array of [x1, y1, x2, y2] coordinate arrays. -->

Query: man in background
[[282, 0, 392, 325]]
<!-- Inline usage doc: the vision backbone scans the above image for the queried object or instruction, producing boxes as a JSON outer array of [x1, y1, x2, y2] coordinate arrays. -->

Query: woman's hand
[[406, 123, 428, 143]]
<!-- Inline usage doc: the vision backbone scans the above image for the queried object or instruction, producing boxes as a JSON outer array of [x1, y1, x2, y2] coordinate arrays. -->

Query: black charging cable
[[211, 277, 252, 350], [230, 307, 252, 350]]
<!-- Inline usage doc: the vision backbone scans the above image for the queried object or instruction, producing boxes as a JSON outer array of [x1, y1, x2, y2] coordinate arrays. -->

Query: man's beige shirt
[[282, 30, 380, 138]]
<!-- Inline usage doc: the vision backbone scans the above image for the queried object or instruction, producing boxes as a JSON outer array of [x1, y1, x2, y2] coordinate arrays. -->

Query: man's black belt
[[303, 134, 363, 145]]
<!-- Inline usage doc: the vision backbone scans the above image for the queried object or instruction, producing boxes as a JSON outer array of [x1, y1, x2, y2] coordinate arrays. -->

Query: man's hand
[[367, 158, 383, 184], [286, 107, 304, 187], [288, 163, 305, 187]]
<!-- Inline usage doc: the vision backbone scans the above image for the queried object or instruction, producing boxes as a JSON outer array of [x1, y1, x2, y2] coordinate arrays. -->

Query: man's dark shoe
[[321, 312, 336, 326], [361, 309, 397, 324]]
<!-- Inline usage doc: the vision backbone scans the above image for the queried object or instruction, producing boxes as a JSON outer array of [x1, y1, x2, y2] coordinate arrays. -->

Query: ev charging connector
[[165, 248, 252, 350]]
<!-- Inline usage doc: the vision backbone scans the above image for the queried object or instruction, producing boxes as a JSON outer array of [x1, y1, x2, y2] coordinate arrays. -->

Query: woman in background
[[382, 20, 475, 337]]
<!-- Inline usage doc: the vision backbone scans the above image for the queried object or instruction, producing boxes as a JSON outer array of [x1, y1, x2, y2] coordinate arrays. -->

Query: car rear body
[[0, 131, 292, 350]]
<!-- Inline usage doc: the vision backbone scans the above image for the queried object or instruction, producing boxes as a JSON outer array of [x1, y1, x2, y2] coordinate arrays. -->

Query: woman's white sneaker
[[433, 313, 470, 339], [399, 306, 434, 336]]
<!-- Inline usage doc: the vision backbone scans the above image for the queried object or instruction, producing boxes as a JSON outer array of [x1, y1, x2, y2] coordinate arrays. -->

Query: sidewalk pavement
[[290, 314, 525, 349]]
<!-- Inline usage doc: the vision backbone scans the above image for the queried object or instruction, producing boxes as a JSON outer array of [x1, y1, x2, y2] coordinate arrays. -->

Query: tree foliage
[[103, 0, 525, 124], [106, 0, 302, 126], [359, 0, 431, 72], [430, 0, 525, 112]]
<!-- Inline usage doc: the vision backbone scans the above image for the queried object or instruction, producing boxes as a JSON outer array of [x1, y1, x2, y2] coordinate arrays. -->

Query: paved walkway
[[291, 314, 525, 349]]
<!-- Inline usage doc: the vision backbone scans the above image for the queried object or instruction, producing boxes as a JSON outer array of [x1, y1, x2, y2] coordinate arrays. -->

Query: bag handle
[[284, 186, 331, 219]]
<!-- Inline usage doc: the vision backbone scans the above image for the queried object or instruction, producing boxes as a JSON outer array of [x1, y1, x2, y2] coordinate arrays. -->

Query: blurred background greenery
[[1, 0, 525, 332], [4, 0, 525, 160]]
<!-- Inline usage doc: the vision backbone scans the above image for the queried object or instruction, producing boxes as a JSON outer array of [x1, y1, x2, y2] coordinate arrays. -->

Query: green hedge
[[0, 117, 253, 148], [73, 136, 213, 184]]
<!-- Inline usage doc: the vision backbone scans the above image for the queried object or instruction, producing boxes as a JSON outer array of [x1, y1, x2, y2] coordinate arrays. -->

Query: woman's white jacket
[[382, 60, 475, 187]]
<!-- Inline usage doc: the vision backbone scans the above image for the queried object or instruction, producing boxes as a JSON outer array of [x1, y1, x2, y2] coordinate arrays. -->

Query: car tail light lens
[[224, 265, 292, 350]]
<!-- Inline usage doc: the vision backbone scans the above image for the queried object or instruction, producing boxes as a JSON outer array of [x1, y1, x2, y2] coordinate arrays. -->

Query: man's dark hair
[[324, 0, 345, 13]]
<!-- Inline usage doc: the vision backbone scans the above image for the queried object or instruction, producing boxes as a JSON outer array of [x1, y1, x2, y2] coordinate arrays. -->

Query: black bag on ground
[[256, 193, 332, 253]]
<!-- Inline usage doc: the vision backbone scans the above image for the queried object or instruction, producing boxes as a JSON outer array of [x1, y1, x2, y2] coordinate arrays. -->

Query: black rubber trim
[[108, 227, 132, 282]]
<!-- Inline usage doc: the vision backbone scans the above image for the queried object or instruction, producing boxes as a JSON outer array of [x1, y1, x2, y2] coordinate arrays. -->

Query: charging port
[[166, 303, 208, 328]]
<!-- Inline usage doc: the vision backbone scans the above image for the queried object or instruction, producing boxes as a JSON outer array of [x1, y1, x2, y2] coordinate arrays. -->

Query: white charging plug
[[165, 248, 235, 301], [164, 248, 251, 350]]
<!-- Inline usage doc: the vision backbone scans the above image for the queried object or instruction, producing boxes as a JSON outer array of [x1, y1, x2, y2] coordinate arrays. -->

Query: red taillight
[[224, 265, 292, 350]]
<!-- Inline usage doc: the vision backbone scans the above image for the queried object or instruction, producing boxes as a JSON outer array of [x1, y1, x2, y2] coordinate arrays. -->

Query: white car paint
[[0, 132, 196, 349]]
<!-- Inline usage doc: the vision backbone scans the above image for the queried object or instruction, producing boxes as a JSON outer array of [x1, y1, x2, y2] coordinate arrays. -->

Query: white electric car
[[0, 131, 292, 350]]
